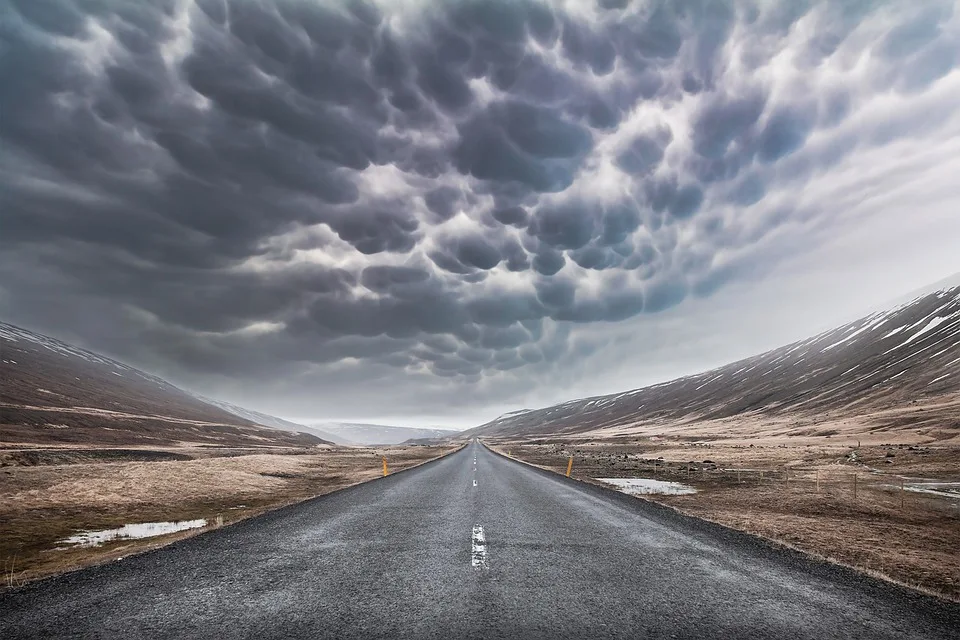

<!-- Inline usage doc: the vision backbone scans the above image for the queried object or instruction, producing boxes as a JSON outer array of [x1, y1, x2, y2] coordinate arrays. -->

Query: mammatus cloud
[[2, 0, 959, 421]]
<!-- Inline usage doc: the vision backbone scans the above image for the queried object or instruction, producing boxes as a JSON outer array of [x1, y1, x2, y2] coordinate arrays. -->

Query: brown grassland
[[489, 430, 960, 602]]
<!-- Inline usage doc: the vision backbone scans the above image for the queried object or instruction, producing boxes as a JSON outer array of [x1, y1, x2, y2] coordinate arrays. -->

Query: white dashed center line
[[471, 525, 486, 569], [473, 479, 477, 487]]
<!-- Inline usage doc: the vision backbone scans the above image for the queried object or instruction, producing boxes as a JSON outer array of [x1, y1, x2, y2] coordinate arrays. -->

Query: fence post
[[853, 473, 857, 500], [900, 478, 905, 510], [382, 457, 388, 477], [566, 456, 573, 477], [737, 468, 741, 484]]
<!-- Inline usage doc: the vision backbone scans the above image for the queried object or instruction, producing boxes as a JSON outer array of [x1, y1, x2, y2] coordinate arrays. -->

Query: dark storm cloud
[[423, 186, 463, 222], [692, 91, 767, 160], [454, 99, 592, 192], [757, 107, 817, 163], [615, 130, 670, 175], [491, 205, 528, 227], [2, 0, 958, 420]]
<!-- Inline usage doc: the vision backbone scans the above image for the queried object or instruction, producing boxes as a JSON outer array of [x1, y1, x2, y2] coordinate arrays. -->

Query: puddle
[[58, 519, 207, 547], [901, 482, 960, 499], [597, 478, 698, 496]]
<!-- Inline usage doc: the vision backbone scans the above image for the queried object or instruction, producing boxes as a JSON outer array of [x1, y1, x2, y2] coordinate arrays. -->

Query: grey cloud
[[492, 206, 528, 227], [730, 173, 767, 207], [479, 324, 531, 350], [530, 200, 596, 250], [693, 91, 767, 160], [561, 19, 616, 75], [643, 276, 688, 313], [455, 235, 502, 270], [669, 185, 705, 220], [532, 248, 566, 276], [616, 127, 672, 175], [423, 186, 463, 222], [454, 100, 592, 192], [361, 266, 430, 293], [598, 0, 630, 11], [2, 0, 956, 422], [569, 246, 618, 271], [502, 54, 576, 104], [897, 39, 958, 92], [615, 4, 682, 62], [758, 107, 816, 163], [879, 6, 950, 58], [535, 278, 576, 309]]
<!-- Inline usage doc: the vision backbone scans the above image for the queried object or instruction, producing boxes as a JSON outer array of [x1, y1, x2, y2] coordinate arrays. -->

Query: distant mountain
[[192, 396, 341, 443], [311, 422, 460, 445], [463, 285, 960, 440], [0, 323, 326, 447]]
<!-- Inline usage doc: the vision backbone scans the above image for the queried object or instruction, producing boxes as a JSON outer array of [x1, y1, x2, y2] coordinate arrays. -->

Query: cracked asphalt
[[2, 441, 958, 639]]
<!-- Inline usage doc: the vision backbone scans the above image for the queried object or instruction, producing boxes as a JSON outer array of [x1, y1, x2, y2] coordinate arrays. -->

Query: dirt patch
[[0, 444, 459, 588], [491, 438, 960, 602]]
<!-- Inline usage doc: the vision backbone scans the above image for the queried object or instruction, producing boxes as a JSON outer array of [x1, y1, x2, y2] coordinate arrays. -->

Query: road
[[2, 441, 958, 639]]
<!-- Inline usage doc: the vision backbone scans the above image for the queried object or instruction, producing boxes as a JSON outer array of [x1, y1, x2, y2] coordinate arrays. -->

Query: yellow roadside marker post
[[566, 456, 574, 477], [382, 457, 388, 477]]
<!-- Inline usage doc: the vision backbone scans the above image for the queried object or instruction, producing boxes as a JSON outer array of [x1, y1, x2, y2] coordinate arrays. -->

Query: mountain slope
[[311, 423, 460, 446], [0, 323, 325, 447], [464, 286, 960, 439], [192, 396, 342, 444]]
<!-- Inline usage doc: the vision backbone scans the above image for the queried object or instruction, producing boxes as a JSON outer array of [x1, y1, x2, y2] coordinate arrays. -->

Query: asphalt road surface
[[2, 441, 958, 639]]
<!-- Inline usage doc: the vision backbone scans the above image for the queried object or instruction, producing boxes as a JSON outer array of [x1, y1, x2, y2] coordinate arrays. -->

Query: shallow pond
[[58, 519, 208, 547]]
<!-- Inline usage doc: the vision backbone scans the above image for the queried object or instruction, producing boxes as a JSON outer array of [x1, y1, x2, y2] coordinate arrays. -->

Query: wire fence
[[535, 452, 959, 509]]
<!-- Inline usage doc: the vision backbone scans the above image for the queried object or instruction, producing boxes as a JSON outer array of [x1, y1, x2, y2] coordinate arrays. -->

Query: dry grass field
[[0, 443, 458, 588], [490, 434, 960, 601]]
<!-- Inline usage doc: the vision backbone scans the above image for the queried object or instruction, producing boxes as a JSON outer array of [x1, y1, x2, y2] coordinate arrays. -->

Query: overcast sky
[[2, 0, 960, 429]]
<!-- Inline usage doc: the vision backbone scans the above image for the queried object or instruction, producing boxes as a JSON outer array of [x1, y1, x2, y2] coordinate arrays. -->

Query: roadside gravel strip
[[2, 441, 958, 639]]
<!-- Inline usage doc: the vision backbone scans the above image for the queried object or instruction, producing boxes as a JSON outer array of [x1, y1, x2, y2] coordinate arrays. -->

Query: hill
[[463, 286, 960, 442], [192, 396, 342, 443], [0, 323, 326, 447]]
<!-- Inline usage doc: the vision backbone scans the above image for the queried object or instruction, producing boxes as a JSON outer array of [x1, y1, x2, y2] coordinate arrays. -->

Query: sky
[[2, 0, 960, 429]]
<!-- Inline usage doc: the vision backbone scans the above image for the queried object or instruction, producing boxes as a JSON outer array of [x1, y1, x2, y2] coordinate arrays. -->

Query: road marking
[[471, 525, 486, 568], [473, 479, 477, 487]]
